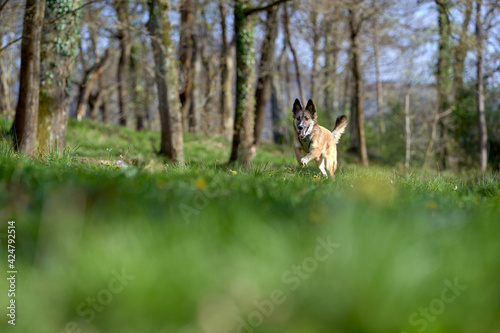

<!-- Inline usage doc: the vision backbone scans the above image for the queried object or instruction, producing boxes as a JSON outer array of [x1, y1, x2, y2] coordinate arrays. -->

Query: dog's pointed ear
[[293, 99, 302, 115], [305, 99, 317, 116]]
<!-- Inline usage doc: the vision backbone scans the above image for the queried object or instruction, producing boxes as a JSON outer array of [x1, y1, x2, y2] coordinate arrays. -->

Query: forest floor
[[0, 117, 499, 332]]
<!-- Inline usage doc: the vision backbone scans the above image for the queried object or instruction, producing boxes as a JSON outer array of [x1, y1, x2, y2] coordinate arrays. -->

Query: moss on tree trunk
[[229, 0, 256, 169], [37, 0, 81, 153]]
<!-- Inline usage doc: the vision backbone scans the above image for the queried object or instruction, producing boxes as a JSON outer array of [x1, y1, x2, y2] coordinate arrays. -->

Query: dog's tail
[[332, 115, 348, 144]]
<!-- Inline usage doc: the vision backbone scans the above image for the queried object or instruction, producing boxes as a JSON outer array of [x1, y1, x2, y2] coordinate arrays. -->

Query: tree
[[0, 1, 23, 119], [453, 0, 473, 96], [179, 0, 194, 130], [323, 4, 341, 128], [271, 22, 289, 145], [404, 89, 411, 172], [130, 42, 146, 131], [76, 49, 111, 121], [78, 1, 111, 122], [0, 57, 12, 117], [229, 0, 290, 168], [254, 6, 278, 145], [283, 3, 305, 103], [372, 0, 385, 137], [114, 0, 131, 127], [348, 5, 369, 166], [229, 0, 256, 168], [10, 0, 46, 154], [475, 0, 488, 171], [424, 0, 454, 170], [37, 0, 81, 152], [147, 0, 184, 162], [219, 2, 235, 139], [436, 0, 454, 169], [309, 10, 320, 101], [271, 64, 286, 143]]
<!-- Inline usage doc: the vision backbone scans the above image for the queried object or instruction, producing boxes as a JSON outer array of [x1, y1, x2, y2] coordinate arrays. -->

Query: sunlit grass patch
[[0, 116, 499, 333]]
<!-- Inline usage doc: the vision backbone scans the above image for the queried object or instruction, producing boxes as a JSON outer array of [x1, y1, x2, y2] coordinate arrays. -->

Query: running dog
[[293, 99, 348, 179]]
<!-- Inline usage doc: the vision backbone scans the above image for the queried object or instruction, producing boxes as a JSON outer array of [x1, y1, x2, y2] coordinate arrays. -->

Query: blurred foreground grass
[[0, 118, 500, 333]]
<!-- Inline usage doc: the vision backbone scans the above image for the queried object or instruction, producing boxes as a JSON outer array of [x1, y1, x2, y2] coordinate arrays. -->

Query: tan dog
[[293, 99, 348, 178]]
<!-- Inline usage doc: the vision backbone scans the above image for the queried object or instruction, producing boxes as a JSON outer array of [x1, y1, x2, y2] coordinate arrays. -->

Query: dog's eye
[[305, 117, 309, 120]]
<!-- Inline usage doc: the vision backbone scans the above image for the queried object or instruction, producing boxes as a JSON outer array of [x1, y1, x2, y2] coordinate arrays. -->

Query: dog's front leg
[[300, 149, 321, 167]]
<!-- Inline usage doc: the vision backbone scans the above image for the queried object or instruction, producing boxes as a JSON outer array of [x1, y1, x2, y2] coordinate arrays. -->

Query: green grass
[[0, 118, 499, 333], [67, 119, 291, 168]]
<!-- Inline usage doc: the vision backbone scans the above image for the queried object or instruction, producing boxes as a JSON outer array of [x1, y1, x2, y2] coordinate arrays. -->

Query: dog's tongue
[[300, 128, 307, 137]]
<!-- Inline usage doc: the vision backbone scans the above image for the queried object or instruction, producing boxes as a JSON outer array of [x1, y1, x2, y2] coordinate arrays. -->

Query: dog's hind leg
[[327, 161, 336, 179], [316, 157, 328, 178], [325, 148, 337, 179]]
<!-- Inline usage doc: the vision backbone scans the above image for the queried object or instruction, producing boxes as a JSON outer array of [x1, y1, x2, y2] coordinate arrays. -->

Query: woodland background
[[1, 0, 500, 171]]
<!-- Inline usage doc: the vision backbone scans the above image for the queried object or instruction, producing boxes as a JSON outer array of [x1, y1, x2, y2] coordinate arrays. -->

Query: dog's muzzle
[[298, 124, 308, 138]]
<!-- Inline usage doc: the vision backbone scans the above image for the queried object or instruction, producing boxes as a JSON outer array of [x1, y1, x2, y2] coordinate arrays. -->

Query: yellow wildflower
[[196, 178, 207, 190]]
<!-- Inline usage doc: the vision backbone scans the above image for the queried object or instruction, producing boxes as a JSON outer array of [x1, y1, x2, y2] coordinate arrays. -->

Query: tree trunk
[[99, 79, 109, 122], [438, 120, 449, 169], [323, 5, 340, 128], [129, 43, 145, 131], [346, 56, 358, 148], [0, 58, 13, 118], [283, 3, 305, 103], [424, 1, 453, 170], [271, 66, 285, 144], [476, 0, 488, 172], [76, 49, 110, 121], [88, 23, 109, 122], [0, 1, 22, 119], [437, 1, 453, 169], [373, 17, 385, 137], [179, 0, 194, 130], [274, 32, 291, 141], [196, 7, 217, 135], [323, 34, 335, 127], [282, 41, 292, 111], [219, 3, 234, 139], [147, 0, 184, 162], [310, 11, 319, 102], [179, 0, 195, 131], [90, 80, 107, 121], [405, 91, 411, 172], [10, 0, 45, 155], [229, 0, 256, 168], [38, 0, 81, 151], [349, 9, 368, 166], [453, 0, 472, 96], [254, 6, 278, 145], [114, 0, 131, 127], [188, 35, 201, 132], [343, 65, 353, 141]]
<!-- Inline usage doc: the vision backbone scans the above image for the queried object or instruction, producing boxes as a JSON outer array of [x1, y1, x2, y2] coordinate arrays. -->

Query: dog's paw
[[300, 157, 308, 166]]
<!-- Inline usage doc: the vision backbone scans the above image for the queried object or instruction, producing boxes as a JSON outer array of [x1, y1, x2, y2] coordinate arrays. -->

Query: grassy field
[[1, 118, 500, 333]]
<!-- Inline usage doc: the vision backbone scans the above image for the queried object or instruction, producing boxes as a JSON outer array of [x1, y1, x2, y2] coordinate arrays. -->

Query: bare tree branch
[[72, 0, 101, 14], [0, 0, 10, 12], [0, 37, 21, 54], [485, 63, 500, 80], [244, 0, 290, 16]]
